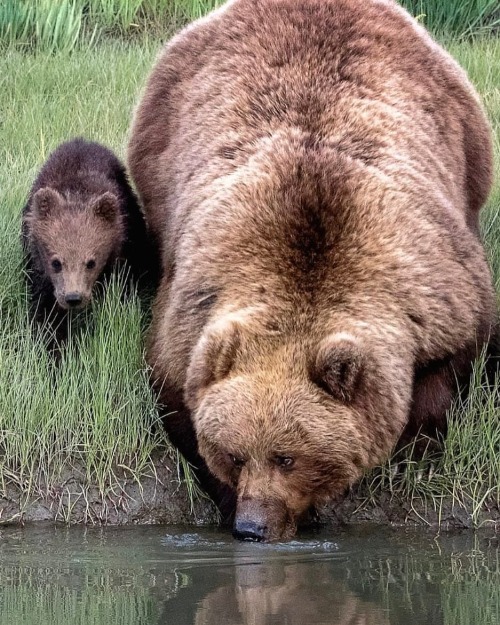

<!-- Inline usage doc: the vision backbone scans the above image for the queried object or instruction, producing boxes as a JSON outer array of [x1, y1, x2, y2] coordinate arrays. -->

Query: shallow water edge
[[1, 524, 500, 625]]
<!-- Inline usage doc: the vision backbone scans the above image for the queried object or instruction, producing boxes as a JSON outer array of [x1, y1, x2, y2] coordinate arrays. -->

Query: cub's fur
[[128, 0, 497, 540], [22, 138, 155, 344]]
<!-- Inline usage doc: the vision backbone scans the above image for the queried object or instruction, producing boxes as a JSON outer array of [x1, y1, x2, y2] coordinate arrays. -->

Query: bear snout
[[65, 292, 84, 308], [232, 518, 267, 542], [233, 497, 294, 542], [57, 290, 89, 311]]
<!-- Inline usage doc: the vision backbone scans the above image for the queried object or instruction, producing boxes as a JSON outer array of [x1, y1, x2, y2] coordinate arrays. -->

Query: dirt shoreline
[[1, 452, 499, 531]]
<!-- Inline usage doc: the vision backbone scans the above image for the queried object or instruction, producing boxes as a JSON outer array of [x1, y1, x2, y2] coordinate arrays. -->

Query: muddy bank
[[0, 452, 218, 526], [1, 452, 499, 530], [316, 492, 500, 531]]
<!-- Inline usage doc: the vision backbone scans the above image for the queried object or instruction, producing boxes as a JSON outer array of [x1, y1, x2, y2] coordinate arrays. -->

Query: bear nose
[[232, 519, 267, 542], [65, 292, 83, 307]]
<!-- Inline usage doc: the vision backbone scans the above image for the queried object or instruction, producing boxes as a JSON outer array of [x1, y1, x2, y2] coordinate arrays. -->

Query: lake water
[[0, 524, 499, 624]]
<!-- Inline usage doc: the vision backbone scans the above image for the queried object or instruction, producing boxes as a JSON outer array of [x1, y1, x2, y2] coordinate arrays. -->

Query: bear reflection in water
[[194, 563, 389, 625], [159, 559, 442, 625]]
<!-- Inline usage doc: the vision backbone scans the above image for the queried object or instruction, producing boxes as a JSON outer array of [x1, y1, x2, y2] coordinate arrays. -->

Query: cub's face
[[28, 187, 124, 310], [185, 315, 398, 542]]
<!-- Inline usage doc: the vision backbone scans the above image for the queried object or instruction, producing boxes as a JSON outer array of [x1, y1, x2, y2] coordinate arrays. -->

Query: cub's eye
[[86, 259, 96, 270], [51, 259, 62, 273], [228, 454, 245, 469], [274, 456, 294, 469]]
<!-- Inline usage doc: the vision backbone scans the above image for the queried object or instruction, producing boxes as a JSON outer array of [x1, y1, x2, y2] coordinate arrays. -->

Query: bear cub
[[22, 138, 155, 344]]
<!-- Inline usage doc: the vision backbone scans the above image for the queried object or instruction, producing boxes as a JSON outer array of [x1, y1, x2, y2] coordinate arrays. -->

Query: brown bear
[[22, 138, 157, 345], [128, 0, 497, 541]]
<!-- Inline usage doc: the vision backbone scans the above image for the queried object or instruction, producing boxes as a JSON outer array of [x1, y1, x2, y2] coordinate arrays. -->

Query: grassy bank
[[0, 41, 168, 519], [0, 14, 500, 525]]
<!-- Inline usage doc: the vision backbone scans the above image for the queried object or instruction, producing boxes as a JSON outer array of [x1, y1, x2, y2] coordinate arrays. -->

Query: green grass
[[401, 0, 500, 37], [362, 356, 500, 526], [0, 0, 225, 52], [1, 275, 162, 494]]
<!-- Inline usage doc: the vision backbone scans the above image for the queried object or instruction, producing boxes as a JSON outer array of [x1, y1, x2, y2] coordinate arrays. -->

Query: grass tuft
[[362, 352, 500, 526], [400, 0, 500, 38], [0, 0, 85, 53], [0, 0, 225, 52]]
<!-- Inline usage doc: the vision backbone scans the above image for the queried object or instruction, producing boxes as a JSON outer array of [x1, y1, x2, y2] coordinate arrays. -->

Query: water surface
[[0, 524, 499, 624]]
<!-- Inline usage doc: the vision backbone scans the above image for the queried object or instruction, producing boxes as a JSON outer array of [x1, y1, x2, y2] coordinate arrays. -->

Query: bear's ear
[[91, 192, 119, 222], [314, 334, 365, 402], [32, 187, 64, 219], [185, 321, 241, 410]]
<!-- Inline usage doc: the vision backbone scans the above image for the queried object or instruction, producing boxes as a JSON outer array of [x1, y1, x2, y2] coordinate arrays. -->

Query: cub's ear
[[185, 320, 241, 410], [314, 334, 365, 402], [91, 192, 119, 222], [32, 187, 64, 219]]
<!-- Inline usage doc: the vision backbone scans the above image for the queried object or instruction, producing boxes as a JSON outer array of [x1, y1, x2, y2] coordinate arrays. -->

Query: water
[[0, 524, 499, 625]]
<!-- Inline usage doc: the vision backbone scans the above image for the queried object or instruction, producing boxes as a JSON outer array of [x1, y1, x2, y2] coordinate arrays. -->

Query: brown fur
[[23, 138, 156, 346], [25, 187, 126, 310], [128, 0, 496, 540]]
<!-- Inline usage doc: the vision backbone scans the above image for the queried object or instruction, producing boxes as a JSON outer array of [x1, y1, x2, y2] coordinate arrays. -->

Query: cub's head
[[27, 187, 125, 310], [185, 311, 410, 542]]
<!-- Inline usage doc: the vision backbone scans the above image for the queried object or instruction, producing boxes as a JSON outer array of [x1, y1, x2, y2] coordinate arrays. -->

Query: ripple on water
[[160, 532, 340, 565]]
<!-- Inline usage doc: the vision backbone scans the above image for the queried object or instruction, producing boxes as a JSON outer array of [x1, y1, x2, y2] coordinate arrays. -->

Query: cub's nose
[[232, 520, 267, 542], [65, 292, 83, 307]]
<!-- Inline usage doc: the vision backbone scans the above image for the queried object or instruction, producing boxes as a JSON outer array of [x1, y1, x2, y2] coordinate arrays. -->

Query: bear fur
[[22, 138, 156, 344], [128, 0, 497, 540]]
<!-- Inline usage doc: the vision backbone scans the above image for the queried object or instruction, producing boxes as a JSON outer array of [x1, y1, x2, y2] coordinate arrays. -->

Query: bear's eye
[[51, 259, 62, 273], [228, 454, 246, 468], [274, 456, 294, 469], [86, 259, 96, 270]]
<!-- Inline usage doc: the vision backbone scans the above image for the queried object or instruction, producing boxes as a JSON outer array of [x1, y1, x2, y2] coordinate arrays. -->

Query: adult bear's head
[[185, 308, 412, 541]]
